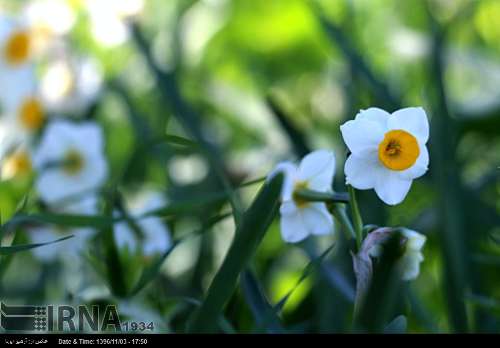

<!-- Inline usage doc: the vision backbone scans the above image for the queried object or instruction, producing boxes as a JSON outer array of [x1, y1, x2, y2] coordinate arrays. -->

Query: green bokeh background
[[0, 0, 499, 333]]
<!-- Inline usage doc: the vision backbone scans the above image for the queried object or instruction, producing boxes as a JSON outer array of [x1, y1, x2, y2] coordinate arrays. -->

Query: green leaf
[[266, 96, 310, 157], [163, 134, 199, 149], [142, 191, 228, 218], [100, 188, 128, 298], [0, 235, 73, 255], [129, 212, 231, 297], [294, 188, 349, 204], [466, 293, 500, 310], [128, 244, 178, 297], [187, 173, 283, 333], [2, 213, 114, 233], [274, 243, 337, 313], [383, 315, 407, 333], [241, 270, 286, 333], [312, 2, 400, 110]]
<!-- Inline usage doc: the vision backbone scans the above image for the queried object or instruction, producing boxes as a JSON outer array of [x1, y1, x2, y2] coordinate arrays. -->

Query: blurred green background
[[0, 0, 499, 333]]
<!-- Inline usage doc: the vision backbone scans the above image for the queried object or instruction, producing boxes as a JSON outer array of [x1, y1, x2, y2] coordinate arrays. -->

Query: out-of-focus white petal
[[35, 171, 72, 203], [387, 107, 429, 143], [398, 250, 424, 281], [374, 170, 413, 205], [302, 203, 334, 236], [141, 217, 172, 256], [279, 199, 298, 215], [344, 151, 382, 189], [297, 150, 335, 192], [33, 120, 108, 203], [114, 220, 137, 252], [268, 161, 297, 201], [401, 229, 426, 251], [30, 227, 61, 262], [113, 191, 173, 256], [279, 201, 308, 243], [355, 107, 391, 125], [340, 118, 385, 156]]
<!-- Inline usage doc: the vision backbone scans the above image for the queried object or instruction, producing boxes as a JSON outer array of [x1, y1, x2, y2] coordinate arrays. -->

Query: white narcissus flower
[[269, 150, 335, 244], [368, 228, 426, 281], [40, 55, 103, 115], [340, 107, 429, 205], [30, 195, 99, 262], [397, 229, 426, 281], [84, 0, 144, 47], [33, 120, 108, 204], [0, 15, 33, 79], [0, 68, 46, 141], [1, 147, 32, 179], [114, 191, 173, 256]]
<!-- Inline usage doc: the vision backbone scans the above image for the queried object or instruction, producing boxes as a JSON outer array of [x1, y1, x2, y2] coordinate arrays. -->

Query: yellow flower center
[[292, 181, 309, 209], [3, 151, 32, 178], [19, 97, 45, 131], [378, 130, 419, 171], [63, 149, 84, 175], [4, 31, 31, 65]]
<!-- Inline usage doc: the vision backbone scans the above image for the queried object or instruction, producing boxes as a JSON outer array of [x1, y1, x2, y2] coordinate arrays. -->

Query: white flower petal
[[141, 217, 172, 256], [301, 203, 334, 236], [355, 107, 391, 126], [30, 227, 61, 262], [297, 150, 335, 192], [344, 151, 382, 189], [398, 251, 424, 281], [268, 161, 298, 201], [374, 170, 413, 205], [35, 171, 73, 203], [114, 221, 137, 252], [340, 118, 386, 156], [388, 107, 429, 143], [34, 120, 108, 203], [401, 229, 426, 251], [397, 142, 429, 180], [280, 202, 309, 243]]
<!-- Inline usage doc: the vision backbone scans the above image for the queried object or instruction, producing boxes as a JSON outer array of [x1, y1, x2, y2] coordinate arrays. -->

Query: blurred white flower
[[21, 0, 75, 54], [114, 191, 172, 256], [1, 147, 32, 180], [269, 150, 335, 243], [0, 15, 36, 96], [0, 70, 46, 141], [23, 0, 75, 36], [85, 0, 144, 47], [368, 228, 426, 281], [33, 120, 108, 204], [30, 195, 99, 262], [40, 55, 102, 115], [0, 15, 33, 69], [340, 107, 429, 205], [397, 229, 426, 281]]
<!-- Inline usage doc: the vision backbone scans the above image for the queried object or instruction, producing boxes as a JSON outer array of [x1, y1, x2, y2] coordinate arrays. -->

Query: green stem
[[348, 185, 364, 250], [294, 189, 349, 204], [330, 204, 356, 241]]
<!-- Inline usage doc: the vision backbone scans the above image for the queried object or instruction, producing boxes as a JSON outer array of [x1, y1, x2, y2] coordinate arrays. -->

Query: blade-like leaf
[[274, 243, 337, 313], [241, 270, 286, 333], [2, 213, 113, 233], [0, 235, 73, 255], [383, 315, 407, 333], [187, 174, 283, 333], [101, 188, 128, 297]]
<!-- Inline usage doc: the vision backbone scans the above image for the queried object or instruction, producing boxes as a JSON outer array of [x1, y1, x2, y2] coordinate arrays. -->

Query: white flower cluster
[[270, 107, 429, 281], [0, 10, 170, 263]]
